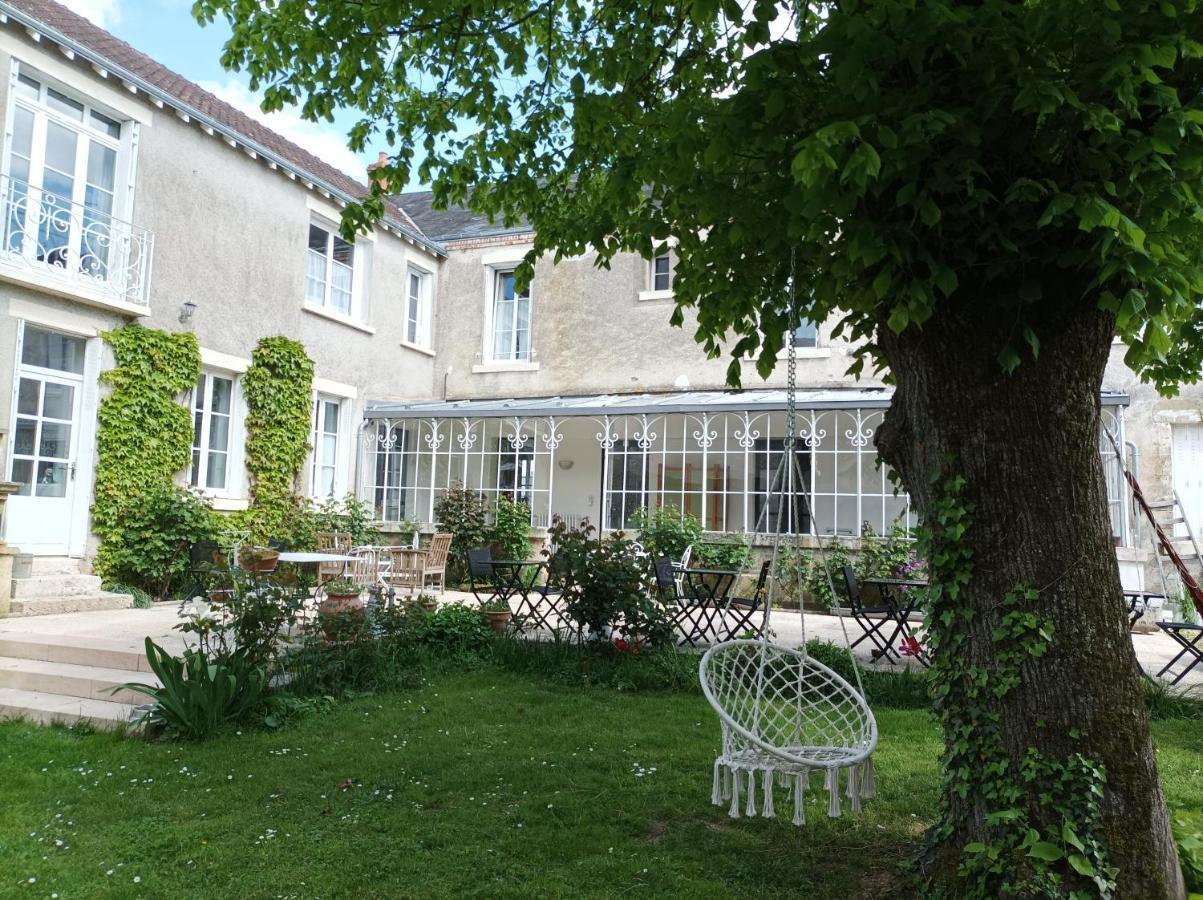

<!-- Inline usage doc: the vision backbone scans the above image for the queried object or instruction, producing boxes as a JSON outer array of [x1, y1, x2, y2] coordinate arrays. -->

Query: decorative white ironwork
[[0, 176, 153, 307], [424, 419, 445, 451], [541, 417, 564, 451], [595, 415, 620, 450], [457, 418, 478, 451], [845, 412, 875, 449], [734, 412, 760, 449], [505, 417, 530, 451], [634, 413, 658, 451]]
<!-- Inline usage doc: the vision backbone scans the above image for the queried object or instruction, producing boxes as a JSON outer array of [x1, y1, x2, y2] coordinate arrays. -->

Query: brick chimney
[[367, 151, 391, 192]]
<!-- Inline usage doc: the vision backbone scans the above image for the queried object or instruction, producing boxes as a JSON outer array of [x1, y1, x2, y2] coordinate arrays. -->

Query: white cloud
[[60, 0, 122, 28], [196, 79, 366, 180]]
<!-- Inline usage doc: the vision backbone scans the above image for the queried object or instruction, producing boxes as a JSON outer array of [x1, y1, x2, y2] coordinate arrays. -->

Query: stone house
[[0, 0, 1199, 612]]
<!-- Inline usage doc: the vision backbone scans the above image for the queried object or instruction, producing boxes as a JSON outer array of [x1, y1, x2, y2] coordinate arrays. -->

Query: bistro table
[[277, 551, 355, 599], [858, 576, 929, 666], [488, 559, 564, 632], [674, 567, 740, 647]]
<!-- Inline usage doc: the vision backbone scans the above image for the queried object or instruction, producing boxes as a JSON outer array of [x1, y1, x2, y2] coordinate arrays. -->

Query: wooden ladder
[[1105, 429, 1203, 618]]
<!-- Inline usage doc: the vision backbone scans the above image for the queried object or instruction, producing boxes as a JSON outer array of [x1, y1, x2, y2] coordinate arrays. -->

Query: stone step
[[0, 656, 157, 705], [0, 686, 139, 730], [0, 633, 151, 673], [11, 573, 105, 599], [26, 556, 85, 577], [8, 592, 134, 617]]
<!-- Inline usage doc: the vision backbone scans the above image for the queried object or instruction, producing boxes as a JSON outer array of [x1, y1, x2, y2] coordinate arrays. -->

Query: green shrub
[[489, 634, 702, 692], [96, 486, 215, 601], [119, 638, 266, 741], [415, 603, 493, 657], [435, 484, 491, 581], [105, 583, 155, 609], [287, 601, 426, 696], [492, 494, 532, 560], [547, 518, 671, 645], [1173, 812, 1203, 892], [632, 505, 703, 561], [309, 493, 382, 547], [694, 532, 753, 570]]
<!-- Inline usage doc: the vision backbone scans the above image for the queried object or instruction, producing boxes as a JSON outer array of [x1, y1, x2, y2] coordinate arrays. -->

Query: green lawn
[[1, 673, 1199, 899]]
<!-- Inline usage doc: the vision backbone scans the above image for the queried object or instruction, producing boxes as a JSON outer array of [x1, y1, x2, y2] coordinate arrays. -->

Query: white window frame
[[189, 369, 243, 499], [403, 264, 434, 349], [639, 250, 675, 302], [790, 318, 821, 350], [486, 268, 533, 364], [1, 62, 136, 258], [309, 393, 347, 499], [304, 215, 363, 320]]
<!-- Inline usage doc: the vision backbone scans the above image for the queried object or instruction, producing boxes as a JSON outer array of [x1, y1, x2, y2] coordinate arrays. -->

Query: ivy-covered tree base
[[879, 302, 1184, 899]]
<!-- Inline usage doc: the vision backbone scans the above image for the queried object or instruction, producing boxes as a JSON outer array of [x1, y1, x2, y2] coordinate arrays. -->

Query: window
[[490, 270, 532, 362], [405, 267, 432, 347], [305, 219, 355, 315], [9, 325, 86, 497], [753, 438, 811, 533], [651, 253, 673, 292], [3, 64, 126, 278], [790, 318, 820, 349], [190, 372, 235, 493], [310, 395, 342, 497], [497, 436, 535, 506], [605, 440, 648, 530]]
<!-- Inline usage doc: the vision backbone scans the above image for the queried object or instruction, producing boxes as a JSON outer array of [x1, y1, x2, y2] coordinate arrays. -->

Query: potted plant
[[238, 545, 280, 574], [416, 593, 439, 612], [318, 577, 363, 639], [479, 597, 512, 633]]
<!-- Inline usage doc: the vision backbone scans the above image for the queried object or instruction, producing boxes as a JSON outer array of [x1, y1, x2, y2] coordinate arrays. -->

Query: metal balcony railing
[[0, 175, 153, 308]]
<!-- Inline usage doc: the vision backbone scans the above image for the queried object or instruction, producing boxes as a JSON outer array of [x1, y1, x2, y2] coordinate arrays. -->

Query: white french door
[[5, 323, 88, 554], [1172, 424, 1203, 540]]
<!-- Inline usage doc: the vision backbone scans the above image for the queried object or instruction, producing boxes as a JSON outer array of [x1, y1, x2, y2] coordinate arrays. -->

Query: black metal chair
[[1156, 620, 1203, 685], [842, 565, 897, 661], [655, 557, 721, 647], [466, 548, 499, 606], [717, 559, 772, 641]]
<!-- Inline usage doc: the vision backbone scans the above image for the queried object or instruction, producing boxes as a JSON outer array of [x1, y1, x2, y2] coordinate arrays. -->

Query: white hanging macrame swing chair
[[699, 292, 878, 825]]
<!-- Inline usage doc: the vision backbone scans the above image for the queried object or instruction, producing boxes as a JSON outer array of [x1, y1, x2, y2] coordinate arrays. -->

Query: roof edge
[[0, 2, 448, 259]]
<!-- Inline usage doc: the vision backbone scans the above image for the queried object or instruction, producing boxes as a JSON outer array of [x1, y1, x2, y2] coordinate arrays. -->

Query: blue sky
[[63, 0, 387, 184]]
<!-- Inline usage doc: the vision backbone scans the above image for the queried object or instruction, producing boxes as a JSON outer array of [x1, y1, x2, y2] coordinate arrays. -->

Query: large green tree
[[194, 0, 1203, 894]]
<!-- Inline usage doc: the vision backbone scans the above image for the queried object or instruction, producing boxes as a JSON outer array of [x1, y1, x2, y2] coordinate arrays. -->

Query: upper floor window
[[651, 253, 673, 292], [190, 371, 236, 494], [791, 319, 820, 349], [310, 394, 343, 498], [2, 64, 128, 281], [490, 270, 532, 362], [305, 219, 356, 316], [406, 266, 433, 347]]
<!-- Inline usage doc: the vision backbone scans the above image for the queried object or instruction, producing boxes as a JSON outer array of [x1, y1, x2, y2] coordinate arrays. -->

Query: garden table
[[675, 567, 740, 647], [1156, 623, 1203, 685], [858, 576, 930, 667], [488, 560, 565, 633], [1123, 590, 1165, 630]]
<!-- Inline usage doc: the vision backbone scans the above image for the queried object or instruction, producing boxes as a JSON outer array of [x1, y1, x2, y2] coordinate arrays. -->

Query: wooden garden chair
[[423, 533, 453, 593]]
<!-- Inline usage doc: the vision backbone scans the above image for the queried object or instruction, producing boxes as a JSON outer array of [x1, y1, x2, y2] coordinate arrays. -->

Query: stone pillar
[[0, 481, 17, 617]]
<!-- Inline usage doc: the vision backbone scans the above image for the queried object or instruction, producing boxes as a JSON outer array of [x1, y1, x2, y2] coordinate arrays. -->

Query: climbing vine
[[240, 336, 314, 540], [916, 462, 1116, 899], [92, 324, 207, 596]]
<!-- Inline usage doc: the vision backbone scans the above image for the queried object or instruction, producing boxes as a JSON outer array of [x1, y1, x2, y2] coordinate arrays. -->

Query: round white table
[[277, 552, 354, 564]]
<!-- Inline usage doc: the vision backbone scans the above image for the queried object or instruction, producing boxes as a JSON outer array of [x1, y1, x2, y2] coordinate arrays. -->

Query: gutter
[[0, 2, 448, 259]]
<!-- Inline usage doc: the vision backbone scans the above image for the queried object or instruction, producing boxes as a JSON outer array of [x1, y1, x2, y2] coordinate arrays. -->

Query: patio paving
[[1, 591, 1197, 689]]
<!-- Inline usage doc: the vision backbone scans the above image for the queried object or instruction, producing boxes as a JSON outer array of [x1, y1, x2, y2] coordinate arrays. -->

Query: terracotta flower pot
[[484, 609, 512, 633], [319, 591, 364, 639], [419, 598, 439, 612]]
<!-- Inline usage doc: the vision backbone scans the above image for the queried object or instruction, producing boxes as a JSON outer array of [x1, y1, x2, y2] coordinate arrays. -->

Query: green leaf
[[1068, 853, 1095, 876], [1028, 842, 1064, 862]]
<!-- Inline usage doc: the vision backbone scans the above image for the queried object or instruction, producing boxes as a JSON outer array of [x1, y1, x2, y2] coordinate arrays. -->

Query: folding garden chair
[[1156, 621, 1203, 685], [467, 547, 502, 606], [715, 559, 772, 642], [842, 566, 897, 661], [655, 557, 717, 647]]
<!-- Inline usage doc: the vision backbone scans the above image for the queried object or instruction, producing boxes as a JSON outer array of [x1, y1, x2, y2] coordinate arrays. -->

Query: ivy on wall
[[240, 335, 314, 540], [92, 323, 202, 589]]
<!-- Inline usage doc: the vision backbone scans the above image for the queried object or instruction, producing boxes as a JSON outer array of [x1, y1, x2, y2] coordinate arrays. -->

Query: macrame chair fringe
[[825, 766, 842, 818], [761, 770, 775, 818], [712, 760, 724, 806], [745, 769, 757, 817], [729, 769, 742, 819], [860, 756, 877, 799], [846, 764, 862, 814], [792, 771, 807, 825]]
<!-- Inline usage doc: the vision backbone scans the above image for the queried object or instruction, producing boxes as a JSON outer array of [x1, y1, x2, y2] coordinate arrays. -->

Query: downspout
[[1126, 440, 1140, 547]]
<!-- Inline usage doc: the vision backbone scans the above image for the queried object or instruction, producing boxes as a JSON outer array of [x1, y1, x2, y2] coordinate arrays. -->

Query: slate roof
[[3, 0, 435, 249], [396, 190, 532, 242]]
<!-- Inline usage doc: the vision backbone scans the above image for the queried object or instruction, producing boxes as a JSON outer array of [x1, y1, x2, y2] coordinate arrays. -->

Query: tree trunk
[[874, 289, 1185, 898]]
